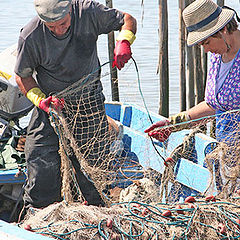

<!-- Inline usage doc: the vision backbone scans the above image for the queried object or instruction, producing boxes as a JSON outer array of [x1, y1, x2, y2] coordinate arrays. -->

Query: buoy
[[184, 196, 196, 203], [162, 210, 172, 217]]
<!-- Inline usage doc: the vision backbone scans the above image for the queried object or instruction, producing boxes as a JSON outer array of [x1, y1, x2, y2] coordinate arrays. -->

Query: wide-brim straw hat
[[183, 0, 235, 46]]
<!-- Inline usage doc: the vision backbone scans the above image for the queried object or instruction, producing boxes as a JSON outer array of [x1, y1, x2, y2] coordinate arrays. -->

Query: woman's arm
[[187, 101, 216, 120]]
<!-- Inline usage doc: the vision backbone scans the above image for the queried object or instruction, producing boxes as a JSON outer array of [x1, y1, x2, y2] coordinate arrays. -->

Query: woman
[[145, 0, 240, 144], [145, 0, 240, 194]]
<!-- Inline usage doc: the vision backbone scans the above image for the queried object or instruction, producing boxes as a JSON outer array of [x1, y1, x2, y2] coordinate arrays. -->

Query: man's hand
[[39, 96, 64, 114], [144, 119, 172, 142], [26, 87, 64, 114], [112, 40, 132, 70]]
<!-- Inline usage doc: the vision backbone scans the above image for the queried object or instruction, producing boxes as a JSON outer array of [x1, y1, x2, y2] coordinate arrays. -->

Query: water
[[0, 0, 240, 116]]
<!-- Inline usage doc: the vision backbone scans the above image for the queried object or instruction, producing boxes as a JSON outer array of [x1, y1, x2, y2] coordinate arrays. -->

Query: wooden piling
[[185, 0, 195, 108], [158, 0, 169, 117], [194, 45, 204, 103], [105, 0, 120, 101], [186, 46, 195, 108], [179, 0, 186, 111]]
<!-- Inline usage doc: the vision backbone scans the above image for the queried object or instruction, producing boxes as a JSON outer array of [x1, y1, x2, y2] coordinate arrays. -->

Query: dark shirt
[[14, 0, 124, 95]]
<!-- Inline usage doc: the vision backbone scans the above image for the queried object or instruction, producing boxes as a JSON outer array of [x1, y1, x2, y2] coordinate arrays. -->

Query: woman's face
[[199, 35, 228, 55], [44, 12, 71, 37]]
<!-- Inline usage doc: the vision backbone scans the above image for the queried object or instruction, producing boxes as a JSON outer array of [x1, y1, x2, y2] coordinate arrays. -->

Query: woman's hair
[[224, 18, 238, 34], [212, 18, 238, 38]]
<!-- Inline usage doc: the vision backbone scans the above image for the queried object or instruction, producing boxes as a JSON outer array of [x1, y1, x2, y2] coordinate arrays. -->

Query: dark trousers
[[23, 84, 108, 208]]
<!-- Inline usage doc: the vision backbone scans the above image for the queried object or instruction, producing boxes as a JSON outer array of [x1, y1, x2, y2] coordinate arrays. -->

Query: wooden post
[[158, 0, 169, 117], [201, 48, 208, 90], [185, 0, 196, 108], [186, 46, 195, 108], [179, 0, 186, 111], [105, 0, 119, 101], [194, 45, 204, 103]]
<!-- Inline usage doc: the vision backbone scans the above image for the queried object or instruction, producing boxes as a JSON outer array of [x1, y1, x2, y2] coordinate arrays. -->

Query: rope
[[131, 56, 168, 164], [23, 198, 240, 239]]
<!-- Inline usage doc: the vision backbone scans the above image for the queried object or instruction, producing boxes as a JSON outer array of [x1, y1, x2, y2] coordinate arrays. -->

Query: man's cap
[[34, 0, 71, 23], [183, 0, 235, 46]]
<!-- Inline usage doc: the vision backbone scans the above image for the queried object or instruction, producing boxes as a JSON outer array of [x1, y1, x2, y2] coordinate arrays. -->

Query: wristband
[[26, 87, 46, 107], [116, 30, 136, 45]]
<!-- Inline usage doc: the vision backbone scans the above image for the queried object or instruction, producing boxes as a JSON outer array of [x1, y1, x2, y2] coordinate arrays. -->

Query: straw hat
[[183, 0, 235, 46]]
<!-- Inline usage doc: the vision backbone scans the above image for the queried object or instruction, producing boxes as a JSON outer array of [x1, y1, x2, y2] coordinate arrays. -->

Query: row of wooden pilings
[[106, 0, 224, 118], [158, 0, 224, 117]]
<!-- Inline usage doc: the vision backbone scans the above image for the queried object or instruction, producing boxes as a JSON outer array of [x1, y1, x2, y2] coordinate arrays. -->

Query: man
[[14, 0, 137, 209]]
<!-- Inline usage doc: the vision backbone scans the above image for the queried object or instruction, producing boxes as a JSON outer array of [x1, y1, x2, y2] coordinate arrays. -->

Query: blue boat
[[0, 101, 218, 193], [0, 45, 219, 239], [0, 102, 219, 239]]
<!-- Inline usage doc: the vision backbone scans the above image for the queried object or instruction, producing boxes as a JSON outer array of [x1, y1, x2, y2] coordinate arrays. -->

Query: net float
[[164, 157, 174, 167], [205, 195, 216, 202], [184, 196, 196, 203], [218, 223, 226, 235], [106, 218, 113, 229], [175, 204, 184, 214], [24, 224, 33, 232], [236, 219, 240, 229], [188, 203, 195, 209], [142, 208, 150, 216], [162, 210, 172, 217]]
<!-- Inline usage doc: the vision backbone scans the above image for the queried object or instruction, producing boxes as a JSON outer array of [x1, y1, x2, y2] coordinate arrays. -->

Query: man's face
[[44, 12, 71, 37]]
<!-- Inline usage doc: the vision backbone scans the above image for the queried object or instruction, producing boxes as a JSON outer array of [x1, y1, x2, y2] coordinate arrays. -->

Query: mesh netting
[[158, 110, 240, 201], [20, 67, 240, 239], [21, 198, 240, 239], [49, 69, 145, 206]]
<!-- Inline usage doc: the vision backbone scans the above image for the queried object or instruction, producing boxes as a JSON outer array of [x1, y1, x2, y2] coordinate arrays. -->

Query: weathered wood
[[194, 45, 204, 103], [158, 0, 169, 117], [186, 46, 195, 108], [201, 48, 208, 90], [179, 0, 186, 111], [105, 0, 119, 101], [185, 0, 196, 108]]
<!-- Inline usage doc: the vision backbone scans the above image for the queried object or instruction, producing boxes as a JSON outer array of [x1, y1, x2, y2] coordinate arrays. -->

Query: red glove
[[112, 40, 132, 70], [144, 119, 172, 142], [39, 96, 64, 114]]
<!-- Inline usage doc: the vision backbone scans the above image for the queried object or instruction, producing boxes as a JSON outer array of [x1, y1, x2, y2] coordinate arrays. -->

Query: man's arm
[[16, 75, 38, 95], [121, 13, 137, 35], [16, 74, 63, 113]]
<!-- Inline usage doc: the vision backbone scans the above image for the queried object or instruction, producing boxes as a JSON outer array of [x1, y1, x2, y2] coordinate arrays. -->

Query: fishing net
[[158, 110, 240, 202], [21, 197, 240, 239], [49, 66, 145, 206], [19, 63, 240, 239]]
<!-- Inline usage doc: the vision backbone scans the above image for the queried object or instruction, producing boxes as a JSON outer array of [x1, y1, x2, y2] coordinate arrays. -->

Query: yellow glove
[[169, 111, 191, 132], [26, 87, 64, 113], [26, 87, 46, 107], [116, 29, 136, 45]]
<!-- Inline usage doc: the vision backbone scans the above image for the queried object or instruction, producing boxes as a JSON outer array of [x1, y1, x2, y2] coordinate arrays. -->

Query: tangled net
[[19, 66, 240, 239], [47, 67, 148, 206], [154, 109, 240, 203], [21, 196, 240, 239]]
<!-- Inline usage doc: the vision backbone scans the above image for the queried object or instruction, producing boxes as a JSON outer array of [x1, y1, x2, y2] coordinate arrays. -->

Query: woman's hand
[[144, 119, 172, 142]]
